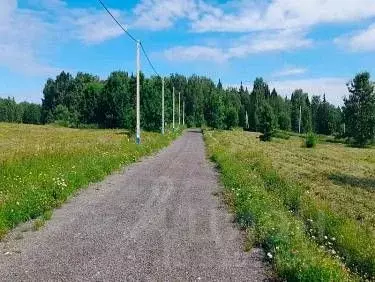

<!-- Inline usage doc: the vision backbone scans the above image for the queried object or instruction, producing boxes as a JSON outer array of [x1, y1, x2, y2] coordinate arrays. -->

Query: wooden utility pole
[[136, 40, 141, 144], [183, 101, 185, 126], [178, 92, 181, 126], [298, 105, 302, 134], [172, 87, 175, 130], [162, 78, 165, 134]]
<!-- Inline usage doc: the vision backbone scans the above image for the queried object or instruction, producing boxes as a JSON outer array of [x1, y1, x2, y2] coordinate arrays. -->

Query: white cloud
[[335, 23, 375, 52], [164, 46, 228, 63], [269, 77, 349, 106], [1, 0, 373, 78], [70, 9, 125, 44], [163, 29, 312, 62], [0, 0, 58, 76], [132, 0, 199, 30], [0, 0, 128, 76], [33, 1, 127, 45], [131, 0, 375, 33], [228, 29, 312, 57], [273, 66, 307, 77], [131, 0, 223, 30], [191, 0, 375, 33], [0, 43, 60, 76]]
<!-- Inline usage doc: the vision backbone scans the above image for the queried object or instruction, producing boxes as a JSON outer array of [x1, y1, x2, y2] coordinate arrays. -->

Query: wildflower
[[324, 236, 328, 240], [267, 252, 273, 259]]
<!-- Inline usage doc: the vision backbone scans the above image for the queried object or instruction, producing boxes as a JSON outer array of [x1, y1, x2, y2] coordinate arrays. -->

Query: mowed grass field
[[0, 123, 179, 237], [205, 130, 375, 281]]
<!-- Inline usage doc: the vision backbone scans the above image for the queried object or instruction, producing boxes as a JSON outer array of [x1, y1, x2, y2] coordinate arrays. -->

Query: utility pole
[[183, 101, 185, 126], [136, 40, 141, 144], [162, 77, 165, 135], [298, 105, 302, 134], [172, 87, 175, 131], [178, 92, 181, 126], [245, 111, 249, 129]]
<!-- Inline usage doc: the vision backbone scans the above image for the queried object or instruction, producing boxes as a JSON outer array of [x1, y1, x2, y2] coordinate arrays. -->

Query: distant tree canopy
[[37, 71, 345, 135], [0, 97, 41, 124], [1, 71, 374, 146], [343, 72, 375, 146]]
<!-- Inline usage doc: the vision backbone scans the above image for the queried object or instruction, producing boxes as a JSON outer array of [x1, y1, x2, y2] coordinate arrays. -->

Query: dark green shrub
[[260, 132, 272, 141]]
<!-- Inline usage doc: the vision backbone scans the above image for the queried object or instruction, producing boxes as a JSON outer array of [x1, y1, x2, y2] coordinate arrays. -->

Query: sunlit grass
[[257, 132, 375, 232], [204, 129, 375, 281], [0, 123, 179, 237]]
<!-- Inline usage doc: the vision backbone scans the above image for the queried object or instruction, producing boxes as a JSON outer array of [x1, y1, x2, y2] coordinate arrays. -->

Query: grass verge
[[204, 129, 356, 281], [0, 123, 181, 238]]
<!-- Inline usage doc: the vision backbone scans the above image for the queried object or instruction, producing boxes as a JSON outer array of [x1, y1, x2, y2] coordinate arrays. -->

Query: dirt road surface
[[0, 129, 267, 281]]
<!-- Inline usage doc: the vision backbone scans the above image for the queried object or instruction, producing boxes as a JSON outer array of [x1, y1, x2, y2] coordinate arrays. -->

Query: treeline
[[37, 71, 343, 134], [0, 97, 41, 124], [1, 71, 374, 145], [39, 71, 238, 130], [0, 73, 342, 134]]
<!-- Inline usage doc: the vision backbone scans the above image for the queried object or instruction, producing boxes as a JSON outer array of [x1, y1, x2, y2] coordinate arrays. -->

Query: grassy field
[[205, 129, 375, 281], [0, 123, 180, 237]]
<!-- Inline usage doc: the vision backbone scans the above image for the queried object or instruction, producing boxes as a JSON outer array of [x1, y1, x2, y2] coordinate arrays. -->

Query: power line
[[98, 0, 166, 140], [97, 0, 137, 43], [140, 42, 160, 77], [98, 0, 161, 78]]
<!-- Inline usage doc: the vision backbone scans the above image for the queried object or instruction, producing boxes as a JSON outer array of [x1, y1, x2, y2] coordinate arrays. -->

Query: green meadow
[[0, 123, 179, 237], [205, 129, 375, 281]]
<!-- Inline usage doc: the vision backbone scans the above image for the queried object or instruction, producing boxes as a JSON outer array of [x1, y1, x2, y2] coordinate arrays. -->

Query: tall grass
[[245, 151, 375, 279], [0, 123, 180, 237], [205, 130, 357, 281]]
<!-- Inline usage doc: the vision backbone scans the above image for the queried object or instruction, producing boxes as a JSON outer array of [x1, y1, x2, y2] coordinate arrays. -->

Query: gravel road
[[0, 129, 267, 281]]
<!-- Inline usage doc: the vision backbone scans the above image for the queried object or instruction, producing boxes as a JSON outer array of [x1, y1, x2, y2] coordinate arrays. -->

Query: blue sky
[[1, 0, 375, 105]]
